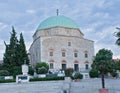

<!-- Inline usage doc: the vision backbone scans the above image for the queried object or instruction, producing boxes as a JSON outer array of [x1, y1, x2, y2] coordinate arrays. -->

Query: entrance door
[[62, 64, 66, 70], [74, 64, 79, 72]]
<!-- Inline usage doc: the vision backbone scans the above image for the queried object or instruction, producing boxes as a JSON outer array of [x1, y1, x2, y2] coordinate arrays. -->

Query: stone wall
[[29, 27, 94, 71]]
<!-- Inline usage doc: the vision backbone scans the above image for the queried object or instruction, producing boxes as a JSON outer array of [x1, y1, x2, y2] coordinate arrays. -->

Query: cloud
[[0, 0, 120, 60], [26, 9, 36, 14], [0, 22, 7, 30]]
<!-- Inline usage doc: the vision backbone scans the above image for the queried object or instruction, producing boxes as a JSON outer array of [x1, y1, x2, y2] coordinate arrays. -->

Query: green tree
[[18, 33, 29, 65], [37, 66, 48, 74], [0, 70, 10, 76], [65, 68, 73, 77], [92, 49, 113, 88], [74, 72, 83, 79], [115, 60, 120, 70], [35, 62, 49, 74], [3, 27, 19, 73], [3, 27, 29, 76], [115, 27, 120, 46], [11, 66, 22, 78], [89, 69, 99, 78], [28, 66, 34, 75]]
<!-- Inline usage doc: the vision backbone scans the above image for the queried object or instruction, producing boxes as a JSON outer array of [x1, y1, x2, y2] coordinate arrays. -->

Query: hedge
[[0, 79, 15, 83], [30, 76, 64, 82]]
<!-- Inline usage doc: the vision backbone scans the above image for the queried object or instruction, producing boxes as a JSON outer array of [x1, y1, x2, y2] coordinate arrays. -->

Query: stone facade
[[29, 26, 94, 72]]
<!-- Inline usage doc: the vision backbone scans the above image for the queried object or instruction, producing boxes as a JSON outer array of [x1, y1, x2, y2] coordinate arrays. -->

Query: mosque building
[[29, 14, 94, 73]]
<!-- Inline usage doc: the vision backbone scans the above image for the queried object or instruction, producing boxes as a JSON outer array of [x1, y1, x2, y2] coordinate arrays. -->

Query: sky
[[0, 0, 120, 60]]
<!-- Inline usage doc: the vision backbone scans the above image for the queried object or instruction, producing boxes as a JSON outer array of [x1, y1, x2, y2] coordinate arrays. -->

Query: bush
[[74, 72, 83, 79], [111, 71, 117, 77], [37, 66, 48, 74], [30, 76, 64, 81], [35, 62, 49, 74], [65, 68, 73, 77], [0, 79, 15, 83], [28, 66, 34, 75], [11, 66, 22, 78], [89, 69, 99, 78], [0, 70, 10, 76]]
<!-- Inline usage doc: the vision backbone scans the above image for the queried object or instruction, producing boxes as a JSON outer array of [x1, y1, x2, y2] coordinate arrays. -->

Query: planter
[[99, 88, 108, 93], [75, 79, 80, 82]]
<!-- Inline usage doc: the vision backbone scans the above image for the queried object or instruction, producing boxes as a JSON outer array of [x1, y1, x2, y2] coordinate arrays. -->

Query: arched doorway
[[74, 60, 79, 72]]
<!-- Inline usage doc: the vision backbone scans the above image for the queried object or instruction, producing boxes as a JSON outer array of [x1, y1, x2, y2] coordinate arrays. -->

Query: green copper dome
[[37, 15, 79, 30]]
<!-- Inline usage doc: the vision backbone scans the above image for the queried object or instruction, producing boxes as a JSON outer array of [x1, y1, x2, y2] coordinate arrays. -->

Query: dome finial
[[56, 9, 59, 16]]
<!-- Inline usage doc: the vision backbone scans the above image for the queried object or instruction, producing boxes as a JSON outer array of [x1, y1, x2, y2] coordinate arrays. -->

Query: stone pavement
[[0, 78, 120, 93], [70, 78, 120, 93]]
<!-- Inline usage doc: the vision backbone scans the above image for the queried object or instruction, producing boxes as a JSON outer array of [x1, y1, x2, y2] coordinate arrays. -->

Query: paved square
[[0, 78, 120, 93]]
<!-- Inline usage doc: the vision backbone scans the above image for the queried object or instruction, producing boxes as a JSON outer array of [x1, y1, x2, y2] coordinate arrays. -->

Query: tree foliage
[[37, 66, 48, 74], [28, 66, 34, 75], [115, 27, 120, 46], [3, 27, 29, 76], [35, 62, 49, 74], [89, 69, 99, 78], [92, 48, 113, 73], [0, 70, 10, 76], [74, 72, 83, 79], [91, 48, 113, 88], [3, 27, 19, 69], [64, 68, 73, 77], [18, 33, 29, 65], [115, 60, 120, 70]]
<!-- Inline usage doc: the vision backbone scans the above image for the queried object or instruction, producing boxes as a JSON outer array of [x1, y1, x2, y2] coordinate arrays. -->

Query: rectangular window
[[85, 53, 88, 58], [62, 52, 65, 57], [50, 63, 53, 69], [50, 52, 53, 56], [85, 64, 89, 69], [68, 42, 71, 46], [74, 53, 78, 57]]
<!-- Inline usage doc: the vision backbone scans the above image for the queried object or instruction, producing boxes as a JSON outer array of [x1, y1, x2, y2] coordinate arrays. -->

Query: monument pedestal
[[16, 64, 29, 83], [16, 75, 29, 83], [99, 88, 108, 93]]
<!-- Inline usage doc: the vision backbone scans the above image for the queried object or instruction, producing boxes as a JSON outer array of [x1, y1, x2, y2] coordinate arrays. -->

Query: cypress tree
[[19, 33, 29, 65], [3, 27, 29, 75], [3, 27, 19, 73]]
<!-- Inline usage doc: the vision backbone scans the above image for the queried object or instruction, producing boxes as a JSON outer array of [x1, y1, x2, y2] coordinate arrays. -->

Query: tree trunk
[[101, 70, 105, 88]]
